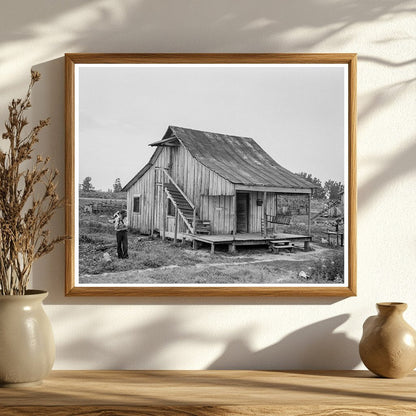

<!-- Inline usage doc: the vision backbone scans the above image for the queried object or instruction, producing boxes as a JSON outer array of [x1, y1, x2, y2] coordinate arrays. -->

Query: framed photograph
[[65, 53, 356, 296]]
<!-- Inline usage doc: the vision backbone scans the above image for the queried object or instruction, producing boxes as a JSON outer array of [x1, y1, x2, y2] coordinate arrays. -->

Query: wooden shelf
[[1, 370, 415, 415]]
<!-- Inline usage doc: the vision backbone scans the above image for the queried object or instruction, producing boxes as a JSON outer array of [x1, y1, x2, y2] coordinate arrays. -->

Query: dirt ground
[[78, 209, 344, 285], [79, 244, 342, 285]]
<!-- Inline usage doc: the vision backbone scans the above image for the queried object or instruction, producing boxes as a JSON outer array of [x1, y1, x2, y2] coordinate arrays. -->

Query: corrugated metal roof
[[123, 126, 315, 191], [168, 126, 314, 189]]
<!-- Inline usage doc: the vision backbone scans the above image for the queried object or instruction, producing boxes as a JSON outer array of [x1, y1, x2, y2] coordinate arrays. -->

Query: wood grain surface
[[1, 370, 415, 415], [65, 53, 357, 297]]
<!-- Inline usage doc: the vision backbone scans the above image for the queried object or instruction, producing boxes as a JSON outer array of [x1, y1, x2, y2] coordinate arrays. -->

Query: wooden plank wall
[[172, 146, 235, 234], [127, 147, 169, 234], [127, 143, 311, 236], [246, 192, 279, 233], [247, 191, 261, 233], [127, 168, 154, 234], [171, 145, 234, 204], [127, 145, 309, 237], [127, 144, 235, 235], [199, 192, 279, 235], [200, 195, 233, 234]]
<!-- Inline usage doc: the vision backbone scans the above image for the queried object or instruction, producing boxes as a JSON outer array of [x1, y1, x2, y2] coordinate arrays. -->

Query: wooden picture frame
[[65, 53, 356, 296]]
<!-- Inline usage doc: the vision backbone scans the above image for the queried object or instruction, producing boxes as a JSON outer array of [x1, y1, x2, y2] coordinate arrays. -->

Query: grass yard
[[79, 211, 344, 285]]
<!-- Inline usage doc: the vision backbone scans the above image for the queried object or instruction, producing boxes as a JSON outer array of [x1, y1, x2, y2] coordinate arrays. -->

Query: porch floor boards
[[193, 233, 309, 244], [192, 233, 312, 253]]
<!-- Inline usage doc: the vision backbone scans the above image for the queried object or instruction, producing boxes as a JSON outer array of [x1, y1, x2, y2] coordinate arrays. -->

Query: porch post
[[232, 192, 237, 237], [307, 193, 312, 236], [161, 176, 166, 241], [174, 207, 178, 243], [150, 169, 156, 237], [192, 208, 197, 249], [263, 191, 267, 237]]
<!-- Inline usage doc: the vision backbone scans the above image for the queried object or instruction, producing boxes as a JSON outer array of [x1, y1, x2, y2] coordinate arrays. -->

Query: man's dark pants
[[116, 230, 128, 258]]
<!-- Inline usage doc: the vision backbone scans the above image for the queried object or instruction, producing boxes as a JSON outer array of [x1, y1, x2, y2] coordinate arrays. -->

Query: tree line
[[297, 172, 344, 200], [81, 174, 343, 200], [80, 177, 123, 193]]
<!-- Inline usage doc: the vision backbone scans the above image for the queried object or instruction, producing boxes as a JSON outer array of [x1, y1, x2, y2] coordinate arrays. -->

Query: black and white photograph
[[66, 54, 356, 295]]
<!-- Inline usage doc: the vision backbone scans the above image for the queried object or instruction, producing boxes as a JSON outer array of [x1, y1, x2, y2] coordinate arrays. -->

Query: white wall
[[1, 0, 415, 370]]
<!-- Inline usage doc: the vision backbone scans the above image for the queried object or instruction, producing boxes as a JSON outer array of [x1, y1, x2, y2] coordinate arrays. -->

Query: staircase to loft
[[163, 182, 211, 235], [311, 198, 342, 220]]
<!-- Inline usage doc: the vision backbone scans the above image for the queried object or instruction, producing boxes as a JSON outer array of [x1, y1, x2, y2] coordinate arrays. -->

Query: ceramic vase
[[0, 290, 55, 387], [359, 302, 416, 378]]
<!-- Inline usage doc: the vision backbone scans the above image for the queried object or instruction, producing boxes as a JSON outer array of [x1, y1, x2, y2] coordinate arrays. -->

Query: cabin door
[[236, 193, 249, 233]]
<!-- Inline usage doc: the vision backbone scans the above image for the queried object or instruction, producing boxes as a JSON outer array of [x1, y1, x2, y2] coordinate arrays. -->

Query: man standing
[[110, 210, 128, 259]]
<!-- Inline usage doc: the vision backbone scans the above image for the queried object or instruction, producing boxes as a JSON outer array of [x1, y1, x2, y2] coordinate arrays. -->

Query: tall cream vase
[[0, 290, 55, 387]]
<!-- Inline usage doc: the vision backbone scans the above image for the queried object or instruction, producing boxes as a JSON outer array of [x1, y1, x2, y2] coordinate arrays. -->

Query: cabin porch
[[192, 232, 312, 254]]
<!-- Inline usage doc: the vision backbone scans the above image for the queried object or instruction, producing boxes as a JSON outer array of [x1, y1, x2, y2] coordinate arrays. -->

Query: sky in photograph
[[77, 64, 346, 191]]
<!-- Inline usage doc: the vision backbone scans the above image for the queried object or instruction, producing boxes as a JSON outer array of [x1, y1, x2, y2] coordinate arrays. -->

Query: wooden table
[[1, 370, 415, 415], [327, 230, 344, 246]]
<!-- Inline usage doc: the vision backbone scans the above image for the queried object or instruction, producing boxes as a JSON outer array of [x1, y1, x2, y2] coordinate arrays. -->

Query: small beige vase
[[0, 290, 55, 387], [359, 302, 416, 378]]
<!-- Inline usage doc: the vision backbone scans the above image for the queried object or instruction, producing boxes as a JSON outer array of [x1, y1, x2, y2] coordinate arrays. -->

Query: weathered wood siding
[[128, 146, 186, 234], [245, 191, 279, 233], [266, 192, 279, 233], [127, 163, 156, 234], [199, 191, 280, 235], [170, 144, 234, 201], [171, 145, 234, 234], [127, 144, 235, 234], [127, 144, 306, 235], [127, 168, 152, 234], [200, 195, 234, 234]]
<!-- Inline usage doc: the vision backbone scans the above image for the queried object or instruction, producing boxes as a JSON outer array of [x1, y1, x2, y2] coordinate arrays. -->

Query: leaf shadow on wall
[[358, 138, 416, 210], [53, 309, 222, 369], [0, 0, 414, 98], [52, 307, 359, 370], [207, 314, 360, 370]]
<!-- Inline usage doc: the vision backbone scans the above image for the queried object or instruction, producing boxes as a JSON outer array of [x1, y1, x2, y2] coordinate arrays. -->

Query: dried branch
[[0, 71, 66, 295]]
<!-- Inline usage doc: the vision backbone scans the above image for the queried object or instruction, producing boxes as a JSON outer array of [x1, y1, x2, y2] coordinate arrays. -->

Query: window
[[133, 196, 140, 213], [167, 199, 175, 216]]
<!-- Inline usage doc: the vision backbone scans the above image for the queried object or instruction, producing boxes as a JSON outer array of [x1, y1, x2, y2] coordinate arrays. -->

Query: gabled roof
[[123, 126, 315, 191]]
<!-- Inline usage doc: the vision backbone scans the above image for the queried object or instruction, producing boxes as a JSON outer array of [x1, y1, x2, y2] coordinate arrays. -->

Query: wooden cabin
[[122, 126, 315, 245]]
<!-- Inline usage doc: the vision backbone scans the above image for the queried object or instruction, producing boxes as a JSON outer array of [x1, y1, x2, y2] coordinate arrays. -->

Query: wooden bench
[[327, 231, 344, 247], [269, 240, 295, 254]]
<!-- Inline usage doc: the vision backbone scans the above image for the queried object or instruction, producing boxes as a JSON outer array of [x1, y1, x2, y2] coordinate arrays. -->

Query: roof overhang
[[234, 185, 312, 194], [149, 136, 179, 147]]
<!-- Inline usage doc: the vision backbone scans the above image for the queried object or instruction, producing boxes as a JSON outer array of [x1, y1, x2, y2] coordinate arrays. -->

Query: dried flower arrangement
[[0, 71, 65, 295]]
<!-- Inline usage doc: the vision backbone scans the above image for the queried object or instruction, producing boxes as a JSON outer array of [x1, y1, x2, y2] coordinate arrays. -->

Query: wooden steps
[[164, 182, 211, 235], [269, 240, 295, 254]]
